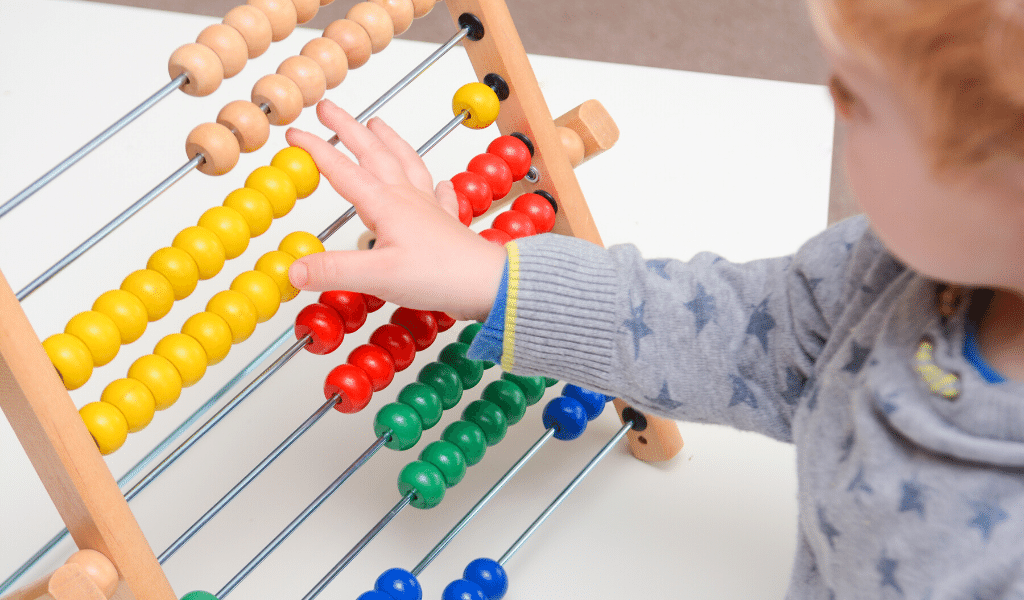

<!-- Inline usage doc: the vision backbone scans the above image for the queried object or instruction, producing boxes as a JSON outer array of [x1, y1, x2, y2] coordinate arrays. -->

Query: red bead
[[348, 344, 395, 391], [364, 294, 386, 312], [511, 193, 557, 233], [467, 154, 513, 200], [390, 307, 438, 351], [318, 290, 368, 333], [455, 191, 473, 226], [324, 363, 373, 413], [369, 323, 416, 371], [294, 303, 345, 355], [492, 210, 537, 239], [479, 228, 512, 245], [487, 135, 532, 181], [451, 171, 492, 217], [433, 311, 456, 332]]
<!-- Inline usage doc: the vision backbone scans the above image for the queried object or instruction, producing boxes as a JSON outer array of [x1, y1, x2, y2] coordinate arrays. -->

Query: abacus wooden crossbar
[[0, 1, 684, 598]]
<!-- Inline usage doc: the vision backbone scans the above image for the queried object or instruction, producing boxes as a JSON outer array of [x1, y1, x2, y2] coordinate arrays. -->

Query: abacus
[[0, 0, 687, 598]]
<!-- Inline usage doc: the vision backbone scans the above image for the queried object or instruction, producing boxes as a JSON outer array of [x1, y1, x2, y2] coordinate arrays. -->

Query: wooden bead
[[479, 228, 512, 245], [277, 55, 326, 108], [154, 333, 208, 387], [295, 303, 345, 355], [511, 192, 556, 233], [168, 43, 224, 97], [370, 323, 416, 371], [42, 333, 93, 390], [390, 307, 437, 351], [248, 0, 297, 41], [196, 24, 248, 78], [410, 0, 435, 18], [371, 0, 414, 35], [231, 270, 281, 322], [182, 312, 233, 365], [92, 290, 148, 344], [319, 290, 367, 332], [79, 402, 128, 455], [245, 165, 298, 217], [128, 354, 182, 410], [301, 37, 348, 89], [557, 126, 586, 167], [452, 82, 500, 129], [173, 226, 227, 280], [452, 171, 492, 216], [198, 206, 250, 259], [121, 269, 174, 322], [279, 231, 324, 259], [147, 247, 199, 300], [223, 5, 273, 59], [346, 2, 393, 54], [206, 290, 258, 343], [323, 20, 372, 69], [251, 74, 303, 126], [468, 153, 513, 199], [186, 122, 240, 176], [101, 378, 156, 433], [492, 210, 536, 239], [223, 187, 274, 236], [217, 100, 270, 153], [271, 146, 320, 198], [65, 311, 120, 366], [255, 250, 300, 301], [65, 550, 119, 599], [323, 363, 373, 413], [292, 0, 319, 23], [348, 343, 395, 391]]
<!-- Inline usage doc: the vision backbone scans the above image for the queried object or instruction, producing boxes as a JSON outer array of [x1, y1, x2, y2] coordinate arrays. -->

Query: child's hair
[[808, 0, 1024, 173]]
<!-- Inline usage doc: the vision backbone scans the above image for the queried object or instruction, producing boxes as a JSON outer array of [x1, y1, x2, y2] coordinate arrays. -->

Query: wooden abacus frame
[[0, 1, 683, 598]]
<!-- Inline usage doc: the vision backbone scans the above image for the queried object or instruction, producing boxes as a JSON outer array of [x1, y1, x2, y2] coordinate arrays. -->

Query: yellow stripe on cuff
[[502, 241, 521, 371]]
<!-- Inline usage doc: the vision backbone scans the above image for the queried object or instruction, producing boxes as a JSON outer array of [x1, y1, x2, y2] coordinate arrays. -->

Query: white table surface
[[0, 1, 834, 598]]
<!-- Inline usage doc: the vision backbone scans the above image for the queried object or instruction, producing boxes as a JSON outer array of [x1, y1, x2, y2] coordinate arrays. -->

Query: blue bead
[[464, 558, 508, 600], [375, 568, 422, 600], [357, 592, 393, 600], [542, 396, 588, 440], [561, 384, 610, 421], [442, 579, 487, 600]]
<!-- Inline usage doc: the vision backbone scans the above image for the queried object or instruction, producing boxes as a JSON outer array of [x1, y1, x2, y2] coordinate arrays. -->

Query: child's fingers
[[315, 100, 407, 185], [366, 117, 434, 194], [289, 248, 393, 295], [435, 180, 459, 219]]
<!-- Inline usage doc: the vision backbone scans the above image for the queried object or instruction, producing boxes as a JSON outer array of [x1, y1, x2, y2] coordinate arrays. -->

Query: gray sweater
[[482, 216, 1024, 599]]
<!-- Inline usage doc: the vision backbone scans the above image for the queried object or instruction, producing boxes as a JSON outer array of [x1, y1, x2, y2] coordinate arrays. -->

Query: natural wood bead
[[186, 122, 241, 175], [278, 55, 326, 107], [557, 126, 586, 167], [64, 549, 120, 599], [248, 0, 297, 42], [168, 43, 224, 97], [292, 0, 319, 23], [301, 37, 348, 89], [223, 5, 273, 58], [217, 100, 270, 153], [252, 74, 304, 126], [371, 0, 414, 35], [347, 2, 394, 54], [324, 19, 372, 69], [410, 0, 435, 18], [196, 24, 247, 78]]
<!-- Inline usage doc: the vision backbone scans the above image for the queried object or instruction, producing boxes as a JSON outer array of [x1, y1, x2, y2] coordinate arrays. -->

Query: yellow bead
[[271, 146, 320, 198], [128, 354, 182, 410], [92, 290, 148, 344], [255, 250, 299, 302], [198, 206, 251, 259], [279, 231, 324, 260], [173, 226, 226, 280], [154, 333, 208, 387], [100, 378, 155, 432], [181, 312, 233, 365], [79, 402, 128, 455], [224, 187, 274, 236], [42, 333, 93, 390], [245, 166, 297, 218], [452, 82, 500, 129], [64, 311, 120, 366], [230, 270, 281, 322], [147, 247, 200, 300], [121, 269, 175, 321], [206, 290, 258, 343]]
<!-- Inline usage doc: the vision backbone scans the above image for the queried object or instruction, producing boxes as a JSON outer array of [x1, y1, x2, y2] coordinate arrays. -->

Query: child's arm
[[284, 100, 507, 322]]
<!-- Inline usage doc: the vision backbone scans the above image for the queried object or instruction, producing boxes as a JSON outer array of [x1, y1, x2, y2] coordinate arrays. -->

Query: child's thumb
[[289, 250, 376, 293]]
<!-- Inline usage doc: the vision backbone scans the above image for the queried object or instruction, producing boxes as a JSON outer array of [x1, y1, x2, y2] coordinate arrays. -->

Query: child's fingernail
[[289, 261, 308, 287]]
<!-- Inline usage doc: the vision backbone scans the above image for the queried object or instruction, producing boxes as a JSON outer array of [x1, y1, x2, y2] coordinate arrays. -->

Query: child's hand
[[284, 100, 507, 322]]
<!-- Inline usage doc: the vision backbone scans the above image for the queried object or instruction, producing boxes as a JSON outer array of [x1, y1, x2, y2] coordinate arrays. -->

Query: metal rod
[[417, 112, 469, 156], [0, 75, 188, 219], [412, 428, 556, 576], [16, 154, 203, 300], [158, 394, 338, 563], [220, 433, 393, 598], [498, 422, 634, 566], [302, 491, 415, 600]]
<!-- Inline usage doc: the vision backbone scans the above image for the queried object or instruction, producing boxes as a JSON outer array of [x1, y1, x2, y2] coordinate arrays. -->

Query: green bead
[[458, 323, 482, 345], [181, 593, 219, 600], [439, 342, 484, 389], [418, 362, 463, 410], [397, 382, 444, 429], [462, 399, 508, 446], [482, 380, 528, 425], [419, 440, 467, 487], [501, 373, 546, 405], [544, 377, 559, 388], [442, 420, 487, 466], [374, 403, 423, 450], [398, 460, 446, 509]]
